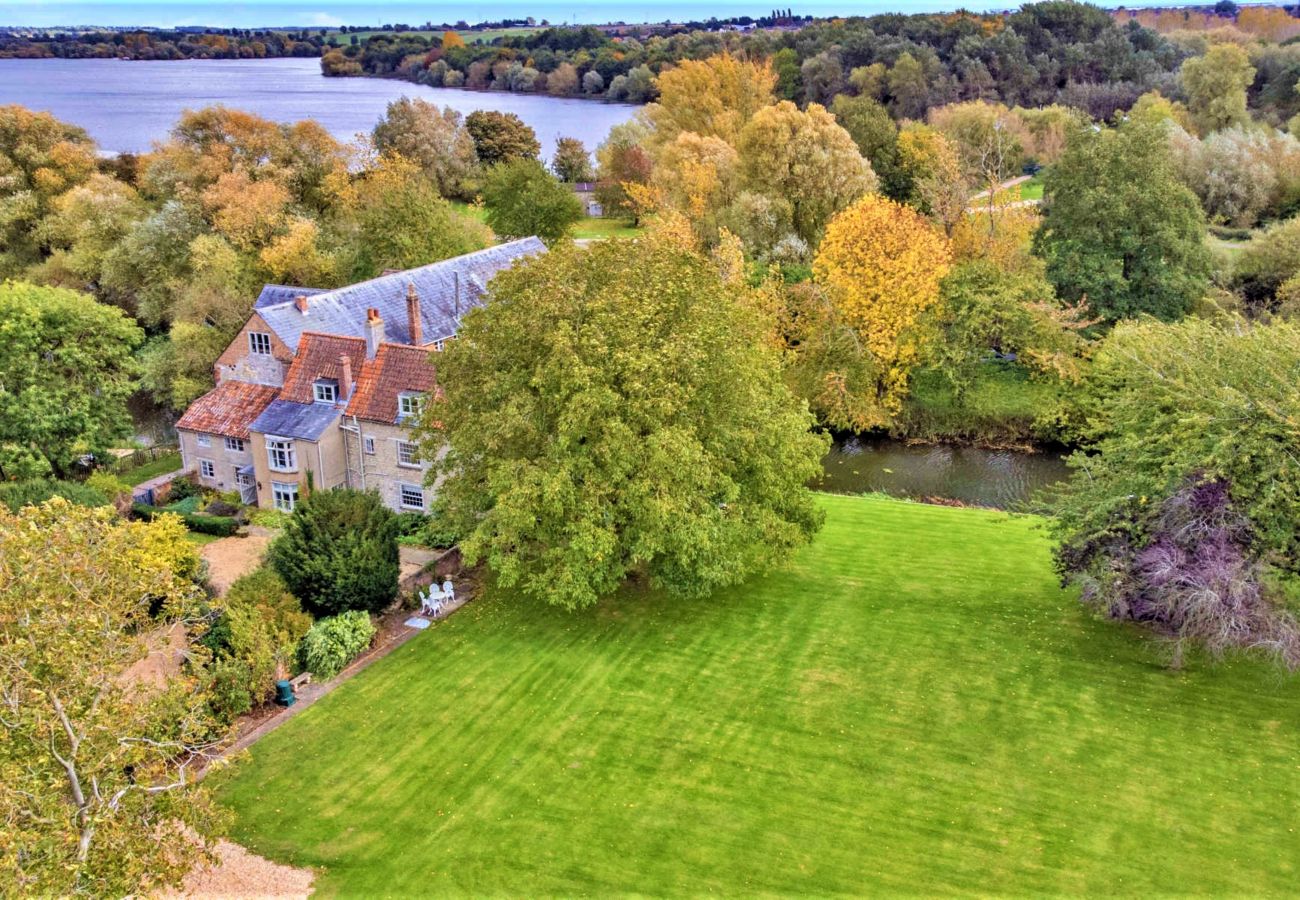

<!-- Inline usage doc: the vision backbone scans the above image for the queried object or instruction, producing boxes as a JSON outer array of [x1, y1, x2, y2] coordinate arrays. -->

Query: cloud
[[308, 11, 344, 26]]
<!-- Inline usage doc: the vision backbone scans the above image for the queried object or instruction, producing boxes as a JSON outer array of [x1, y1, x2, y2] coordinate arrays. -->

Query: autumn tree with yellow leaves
[[809, 195, 952, 425]]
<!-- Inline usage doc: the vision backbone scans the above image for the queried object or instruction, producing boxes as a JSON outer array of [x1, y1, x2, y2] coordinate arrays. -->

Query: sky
[[0, 0, 1194, 29]]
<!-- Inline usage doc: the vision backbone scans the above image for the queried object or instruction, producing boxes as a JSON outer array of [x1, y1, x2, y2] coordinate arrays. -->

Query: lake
[[817, 435, 1070, 510], [0, 57, 637, 159]]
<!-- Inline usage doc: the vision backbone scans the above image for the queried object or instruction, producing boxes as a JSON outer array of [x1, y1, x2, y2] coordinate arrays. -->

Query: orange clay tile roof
[[174, 380, 279, 440], [278, 332, 368, 405], [345, 343, 440, 425]]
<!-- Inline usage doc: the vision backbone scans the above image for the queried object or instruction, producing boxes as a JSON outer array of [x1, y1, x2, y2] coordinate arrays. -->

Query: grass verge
[[118, 452, 183, 486]]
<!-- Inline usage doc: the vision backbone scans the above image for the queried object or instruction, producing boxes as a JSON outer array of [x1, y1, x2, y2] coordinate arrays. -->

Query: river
[[817, 435, 1070, 510], [0, 57, 637, 159]]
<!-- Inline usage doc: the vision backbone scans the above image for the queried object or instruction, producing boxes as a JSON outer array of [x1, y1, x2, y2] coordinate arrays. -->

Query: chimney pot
[[406, 282, 423, 346], [295, 294, 309, 314]]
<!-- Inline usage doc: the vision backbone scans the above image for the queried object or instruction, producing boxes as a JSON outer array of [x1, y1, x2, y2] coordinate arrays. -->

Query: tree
[[886, 52, 930, 120], [0, 105, 98, 276], [920, 259, 1085, 398], [896, 125, 969, 235], [646, 53, 776, 147], [830, 94, 905, 199], [811, 195, 952, 423], [0, 282, 143, 480], [268, 488, 401, 618], [927, 101, 1027, 187], [551, 135, 594, 183], [1232, 213, 1300, 311], [651, 132, 740, 243], [347, 153, 492, 276], [1051, 317, 1300, 670], [482, 158, 583, 244], [415, 239, 828, 610], [548, 61, 580, 96], [1179, 42, 1255, 136], [595, 119, 654, 222], [1033, 120, 1210, 323], [372, 98, 480, 200], [442, 30, 465, 49], [0, 501, 227, 896], [737, 101, 878, 245], [464, 110, 540, 166]]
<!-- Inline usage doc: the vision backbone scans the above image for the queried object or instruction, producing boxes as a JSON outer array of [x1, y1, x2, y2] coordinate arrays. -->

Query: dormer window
[[398, 391, 424, 420], [314, 379, 339, 404], [249, 332, 272, 355]]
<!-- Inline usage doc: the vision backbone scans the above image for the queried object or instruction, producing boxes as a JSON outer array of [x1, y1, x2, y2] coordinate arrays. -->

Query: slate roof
[[345, 343, 440, 425], [278, 333, 367, 405], [174, 381, 279, 440], [254, 284, 326, 310], [255, 238, 545, 352], [249, 399, 342, 441]]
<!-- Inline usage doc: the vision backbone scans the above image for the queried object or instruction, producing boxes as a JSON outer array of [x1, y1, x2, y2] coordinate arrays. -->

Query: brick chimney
[[365, 308, 383, 359], [338, 352, 353, 401], [406, 282, 423, 346], [295, 294, 310, 315]]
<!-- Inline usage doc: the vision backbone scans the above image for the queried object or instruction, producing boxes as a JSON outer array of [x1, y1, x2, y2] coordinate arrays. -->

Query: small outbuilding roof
[[175, 381, 279, 440]]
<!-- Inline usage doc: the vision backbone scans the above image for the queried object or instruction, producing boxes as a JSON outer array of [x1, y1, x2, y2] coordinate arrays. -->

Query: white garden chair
[[419, 588, 444, 618], [441, 579, 455, 605]]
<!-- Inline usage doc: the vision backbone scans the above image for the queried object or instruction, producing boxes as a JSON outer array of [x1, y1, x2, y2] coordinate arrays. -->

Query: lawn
[[570, 217, 642, 239], [118, 451, 182, 486], [215, 495, 1300, 896], [1018, 174, 1044, 201]]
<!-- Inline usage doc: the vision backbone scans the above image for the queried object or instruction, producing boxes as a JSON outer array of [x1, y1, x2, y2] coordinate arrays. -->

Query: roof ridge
[[262, 238, 543, 309], [297, 331, 367, 343]]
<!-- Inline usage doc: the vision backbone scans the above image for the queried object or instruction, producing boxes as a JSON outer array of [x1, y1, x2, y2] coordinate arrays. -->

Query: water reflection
[[817, 435, 1070, 510]]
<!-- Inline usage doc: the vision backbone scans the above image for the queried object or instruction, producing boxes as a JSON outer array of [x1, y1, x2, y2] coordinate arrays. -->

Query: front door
[[235, 470, 257, 505]]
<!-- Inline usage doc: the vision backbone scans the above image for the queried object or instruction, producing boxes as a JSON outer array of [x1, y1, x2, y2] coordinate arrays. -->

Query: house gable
[[215, 312, 294, 387]]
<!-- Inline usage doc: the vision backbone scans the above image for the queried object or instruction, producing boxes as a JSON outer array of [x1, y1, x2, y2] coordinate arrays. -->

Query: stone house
[[174, 238, 545, 512]]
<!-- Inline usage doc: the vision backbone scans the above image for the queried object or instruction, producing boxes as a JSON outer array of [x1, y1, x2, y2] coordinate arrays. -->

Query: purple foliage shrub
[[1073, 474, 1300, 670]]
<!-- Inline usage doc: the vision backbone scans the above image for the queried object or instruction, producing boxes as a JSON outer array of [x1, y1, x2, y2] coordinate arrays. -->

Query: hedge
[[132, 502, 239, 537]]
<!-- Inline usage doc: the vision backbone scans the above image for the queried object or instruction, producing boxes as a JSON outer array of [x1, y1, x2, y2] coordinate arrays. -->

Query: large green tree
[[1033, 120, 1211, 323], [464, 110, 540, 167], [0, 501, 227, 896], [1179, 43, 1255, 136], [372, 97, 480, 200], [0, 282, 143, 479], [0, 105, 98, 277], [481, 158, 583, 245], [417, 239, 828, 609]]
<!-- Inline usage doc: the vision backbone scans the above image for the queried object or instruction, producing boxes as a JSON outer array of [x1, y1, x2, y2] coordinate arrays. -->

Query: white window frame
[[396, 440, 420, 468], [314, 379, 338, 404], [398, 391, 424, 419], [249, 331, 273, 355], [271, 481, 298, 512], [266, 437, 296, 472], [399, 482, 425, 511], [199, 459, 216, 479], [224, 436, 246, 453], [364, 435, 376, 455], [196, 434, 211, 448]]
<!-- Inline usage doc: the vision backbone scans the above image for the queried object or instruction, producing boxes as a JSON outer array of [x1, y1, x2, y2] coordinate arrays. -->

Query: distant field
[[325, 27, 540, 44]]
